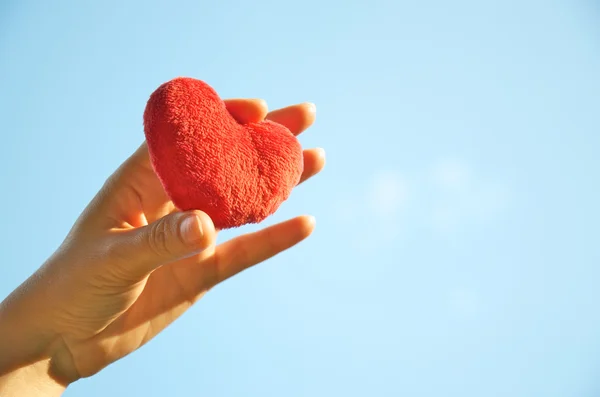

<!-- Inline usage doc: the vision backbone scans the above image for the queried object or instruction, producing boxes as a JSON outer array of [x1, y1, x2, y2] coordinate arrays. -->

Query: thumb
[[114, 210, 216, 278]]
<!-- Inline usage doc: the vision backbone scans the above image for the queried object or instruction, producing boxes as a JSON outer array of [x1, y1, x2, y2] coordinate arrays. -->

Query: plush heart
[[143, 77, 303, 229]]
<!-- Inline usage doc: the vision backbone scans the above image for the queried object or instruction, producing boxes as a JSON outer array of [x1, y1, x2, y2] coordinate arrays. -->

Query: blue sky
[[1, 0, 600, 396]]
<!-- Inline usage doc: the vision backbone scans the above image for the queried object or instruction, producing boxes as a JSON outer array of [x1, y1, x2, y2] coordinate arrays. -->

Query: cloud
[[329, 160, 511, 238], [368, 171, 409, 218]]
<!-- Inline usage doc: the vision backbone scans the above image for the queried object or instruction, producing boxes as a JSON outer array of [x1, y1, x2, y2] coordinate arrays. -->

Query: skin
[[0, 99, 325, 396]]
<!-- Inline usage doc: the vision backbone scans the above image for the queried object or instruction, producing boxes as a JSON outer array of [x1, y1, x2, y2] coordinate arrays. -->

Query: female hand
[[0, 99, 324, 395]]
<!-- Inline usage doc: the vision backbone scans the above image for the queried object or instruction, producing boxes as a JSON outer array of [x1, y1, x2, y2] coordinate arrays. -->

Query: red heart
[[143, 77, 303, 229]]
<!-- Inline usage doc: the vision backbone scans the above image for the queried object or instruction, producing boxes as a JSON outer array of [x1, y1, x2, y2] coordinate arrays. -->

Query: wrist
[[0, 270, 57, 371], [0, 359, 66, 397], [0, 265, 72, 395]]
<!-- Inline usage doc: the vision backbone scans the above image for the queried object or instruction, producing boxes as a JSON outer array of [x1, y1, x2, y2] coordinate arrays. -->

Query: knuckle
[[147, 218, 172, 257]]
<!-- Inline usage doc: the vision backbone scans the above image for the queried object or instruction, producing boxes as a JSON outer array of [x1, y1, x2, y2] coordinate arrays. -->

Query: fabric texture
[[143, 77, 303, 229]]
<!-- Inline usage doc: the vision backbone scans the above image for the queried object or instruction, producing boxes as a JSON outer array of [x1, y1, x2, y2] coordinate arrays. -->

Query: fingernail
[[180, 214, 204, 245], [316, 147, 326, 159], [305, 102, 316, 113]]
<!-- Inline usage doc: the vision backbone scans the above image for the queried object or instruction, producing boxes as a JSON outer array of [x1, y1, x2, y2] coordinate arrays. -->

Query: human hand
[[0, 99, 324, 395]]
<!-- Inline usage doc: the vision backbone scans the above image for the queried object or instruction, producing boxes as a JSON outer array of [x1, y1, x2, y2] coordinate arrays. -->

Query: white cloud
[[368, 171, 409, 218], [330, 160, 511, 238]]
